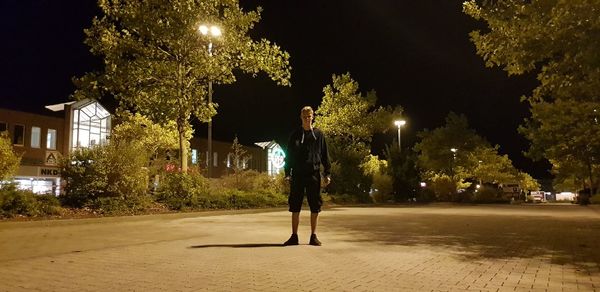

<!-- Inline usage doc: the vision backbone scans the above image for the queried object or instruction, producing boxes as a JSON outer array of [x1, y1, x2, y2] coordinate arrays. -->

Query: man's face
[[301, 111, 313, 128]]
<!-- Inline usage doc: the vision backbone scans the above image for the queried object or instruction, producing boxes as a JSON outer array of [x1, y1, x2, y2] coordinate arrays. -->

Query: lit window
[[47, 129, 57, 150], [70, 101, 110, 150], [191, 149, 198, 165], [213, 152, 218, 167], [31, 127, 41, 148], [0, 122, 7, 133], [13, 124, 24, 146]]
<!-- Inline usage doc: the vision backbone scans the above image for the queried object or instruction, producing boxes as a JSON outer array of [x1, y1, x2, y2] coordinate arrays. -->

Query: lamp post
[[199, 24, 221, 178], [394, 120, 406, 151], [450, 148, 458, 178]]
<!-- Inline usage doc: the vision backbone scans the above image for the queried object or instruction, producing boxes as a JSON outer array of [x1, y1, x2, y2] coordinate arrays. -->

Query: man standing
[[283, 106, 331, 246]]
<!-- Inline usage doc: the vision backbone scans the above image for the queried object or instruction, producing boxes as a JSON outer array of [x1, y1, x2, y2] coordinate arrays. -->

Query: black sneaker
[[309, 234, 322, 246], [283, 234, 299, 246]]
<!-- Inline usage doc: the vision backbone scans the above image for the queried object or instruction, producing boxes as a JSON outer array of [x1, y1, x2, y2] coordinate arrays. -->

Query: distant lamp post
[[198, 24, 222, 178], [450, 148, 458, 159], [394, 120, 406, 151], [450, 148, 458, 178]]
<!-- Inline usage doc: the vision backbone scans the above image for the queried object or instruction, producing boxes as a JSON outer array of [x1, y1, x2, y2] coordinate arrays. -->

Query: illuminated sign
[[271, 147, 285, 169]]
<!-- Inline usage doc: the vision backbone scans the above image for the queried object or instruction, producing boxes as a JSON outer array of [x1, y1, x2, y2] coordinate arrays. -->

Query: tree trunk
[[179, 123, 188, 173]]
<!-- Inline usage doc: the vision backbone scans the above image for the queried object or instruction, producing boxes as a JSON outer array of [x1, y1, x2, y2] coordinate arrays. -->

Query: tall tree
[[314, 73, 401, 198], [75, 0, 291, 172], [520, 99, 600, 191], [414, 112, 535, 197], [463, 0, 600, 102], [464, 0, 600, 194], [414, 112, 486, 180]]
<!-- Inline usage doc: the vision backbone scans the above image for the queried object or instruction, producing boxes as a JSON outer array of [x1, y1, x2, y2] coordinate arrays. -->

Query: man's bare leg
[[310, 212, 318, 234], [292, 212, 300, 234], [309, 212, 321, 246]]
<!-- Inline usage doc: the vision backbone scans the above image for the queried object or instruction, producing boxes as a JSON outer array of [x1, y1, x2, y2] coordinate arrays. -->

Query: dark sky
[[0, 0, 551, 178]]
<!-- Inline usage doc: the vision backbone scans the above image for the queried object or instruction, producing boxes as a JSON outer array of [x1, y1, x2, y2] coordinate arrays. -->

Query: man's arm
[[321, 133, 331, 179], [284, 132, 294, 178]]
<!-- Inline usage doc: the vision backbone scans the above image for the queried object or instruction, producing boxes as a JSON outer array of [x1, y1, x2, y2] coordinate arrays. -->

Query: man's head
[[300, 106, 314, 130]]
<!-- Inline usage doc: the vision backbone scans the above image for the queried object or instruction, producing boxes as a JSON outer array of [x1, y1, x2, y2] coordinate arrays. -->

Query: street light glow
[[199, 25, 221, 37], [450, 148, 457, 153], [198, 25, 209, 35], [210, 26, 222, 37], [394, 120, 406, 127]]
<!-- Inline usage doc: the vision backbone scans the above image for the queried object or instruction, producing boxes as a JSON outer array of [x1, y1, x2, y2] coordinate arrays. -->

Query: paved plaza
[[0, 204, 599, 291]]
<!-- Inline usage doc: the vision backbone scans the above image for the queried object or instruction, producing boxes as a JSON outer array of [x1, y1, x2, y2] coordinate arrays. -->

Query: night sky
[[0, 0, 551, 178]]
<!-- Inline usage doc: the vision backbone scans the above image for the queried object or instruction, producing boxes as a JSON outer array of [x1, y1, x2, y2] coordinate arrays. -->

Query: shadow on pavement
[[323, 209, 600, 272], [189, 243, 284, 248]]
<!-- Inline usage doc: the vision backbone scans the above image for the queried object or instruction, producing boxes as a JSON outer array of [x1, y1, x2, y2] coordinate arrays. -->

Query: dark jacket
[[284, 127, 331, 178]]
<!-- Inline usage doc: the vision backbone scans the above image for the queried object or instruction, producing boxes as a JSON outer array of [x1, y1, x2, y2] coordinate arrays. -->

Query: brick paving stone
[[1, 205, 599, 291]]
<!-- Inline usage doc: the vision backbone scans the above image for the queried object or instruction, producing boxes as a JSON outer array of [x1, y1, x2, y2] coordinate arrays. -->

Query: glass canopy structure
[[70, 100, 111, 150]]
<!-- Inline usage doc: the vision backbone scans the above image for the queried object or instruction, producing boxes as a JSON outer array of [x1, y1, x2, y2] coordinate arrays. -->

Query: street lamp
[[450, 148, 458, 178], [198, 24, 222, 178], [394, 120, 406, 151]]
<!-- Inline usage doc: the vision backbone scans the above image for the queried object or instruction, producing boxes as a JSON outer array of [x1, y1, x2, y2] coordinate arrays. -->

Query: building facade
[[0, 99, 111, 194], [1, 100, 284, 193]]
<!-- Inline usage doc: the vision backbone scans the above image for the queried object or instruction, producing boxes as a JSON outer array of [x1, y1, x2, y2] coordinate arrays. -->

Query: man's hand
[[323, 176, 331, 187]]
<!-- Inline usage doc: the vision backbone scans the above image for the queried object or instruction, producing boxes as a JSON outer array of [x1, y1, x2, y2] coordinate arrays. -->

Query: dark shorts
[[289, 172, 322, 213]]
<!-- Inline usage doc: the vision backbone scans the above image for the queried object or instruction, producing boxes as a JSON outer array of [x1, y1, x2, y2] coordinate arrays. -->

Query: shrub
[[371, 173, 393, 203], [328, 193, 362, 204], [59, 142, 149, 209], [0, 133, 21, 181], [155, 172, 210, 210], [473, 186, 508, 203], [35, 194, 62, 216], [211, 171, 288, 209], [0, 184, 62, 218], [218, 170, 285, 195], [590, 194, 600, 205]]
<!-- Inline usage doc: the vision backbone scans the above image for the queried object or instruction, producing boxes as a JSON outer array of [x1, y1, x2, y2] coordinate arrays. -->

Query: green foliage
[[218, 170, 284, 195], [59, 142, 150, 209], [155, 172, 210, 210], [473, 186, 505, 204], [0, 133, 21, 181], [315, 73, 401, 142], [361, 154, 393, 202], [521, 100, 600, 192], [111, 111, 184, 174], [227, 136, 252, 175], [385, 145, 421, 202], [414, 113, 485, 194], [463, 0, 600, 102], [327, 143, 372, 201], [76, 0, 292, 172], [0, 184, 62, 218], [415, 112, 537, 196], [371, 173, 394, 203], [414, 113, 487, 179], [464, 0, 600, 195], [314, 73, 400, 200], [156, 170, 286, 210]]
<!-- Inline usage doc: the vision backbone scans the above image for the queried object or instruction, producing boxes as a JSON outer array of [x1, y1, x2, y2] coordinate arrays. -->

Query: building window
[[31, 127, 41, 148], [213, 152, 218, 167], [191, 149, 198, 165], [47, 129, 57, 150], [13, 124, 24, 146], [71, 101, 110, 150], [0, 122, 7, 133]]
